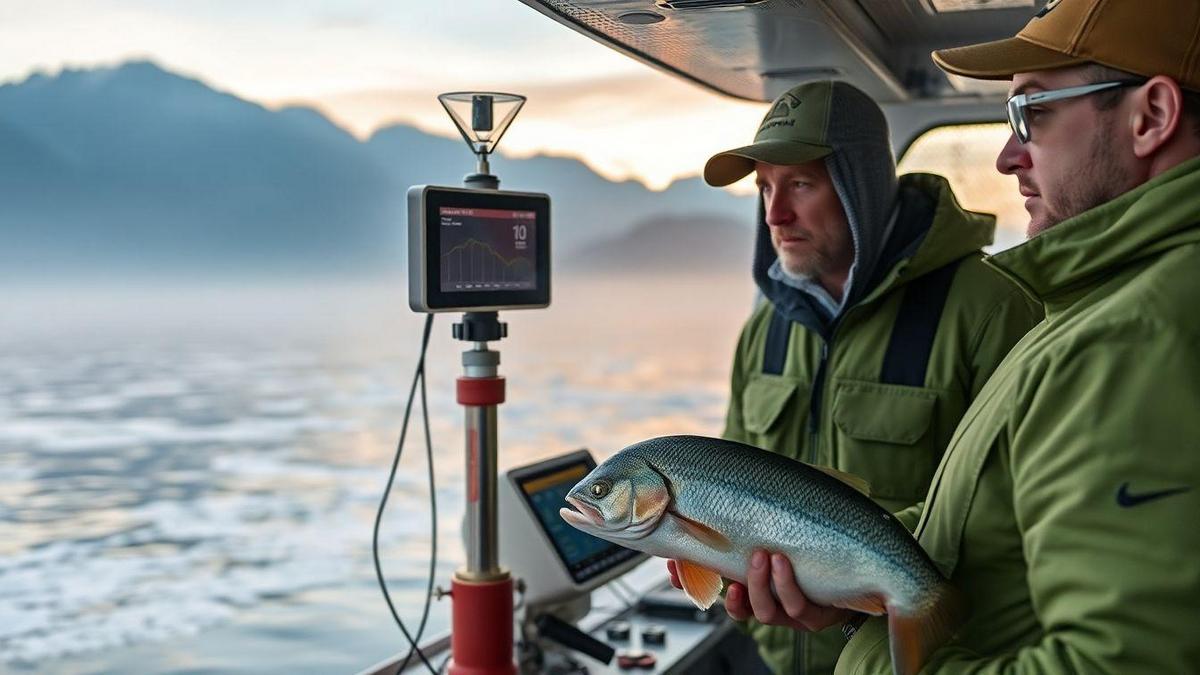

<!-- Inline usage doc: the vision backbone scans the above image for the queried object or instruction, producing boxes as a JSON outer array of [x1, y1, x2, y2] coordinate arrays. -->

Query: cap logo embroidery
[[1035, 0, 1062, 18], [758, 93, 802, 132]]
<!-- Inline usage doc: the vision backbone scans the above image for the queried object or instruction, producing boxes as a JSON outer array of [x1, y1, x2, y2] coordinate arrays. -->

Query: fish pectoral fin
[[887, 583, 968, 675], [675, 559, 723, 610], [811, 464, 871, 497], [672, 512, 733, 552], [831, 593, 887, 616]]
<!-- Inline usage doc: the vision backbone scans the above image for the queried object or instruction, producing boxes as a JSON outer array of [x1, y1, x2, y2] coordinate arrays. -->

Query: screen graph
[[439, 206, 537, 292]]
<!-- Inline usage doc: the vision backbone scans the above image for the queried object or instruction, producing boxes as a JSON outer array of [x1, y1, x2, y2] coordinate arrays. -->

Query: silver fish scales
[[560, 434, 964, 675]]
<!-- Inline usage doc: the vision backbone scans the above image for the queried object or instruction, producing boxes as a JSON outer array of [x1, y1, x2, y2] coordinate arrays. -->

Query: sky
[[0, 0, 768, 190]]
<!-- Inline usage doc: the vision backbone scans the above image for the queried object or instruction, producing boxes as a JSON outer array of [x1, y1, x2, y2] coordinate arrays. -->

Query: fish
[[559, 434, 965, 675]]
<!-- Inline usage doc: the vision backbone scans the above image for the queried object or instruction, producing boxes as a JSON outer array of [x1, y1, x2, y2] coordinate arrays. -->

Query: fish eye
[[590, 481, 610, 499]]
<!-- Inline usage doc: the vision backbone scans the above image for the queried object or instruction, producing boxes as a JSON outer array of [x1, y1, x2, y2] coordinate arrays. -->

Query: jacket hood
[[986, 155, 1200, 312], [755, 171, 995, 337]]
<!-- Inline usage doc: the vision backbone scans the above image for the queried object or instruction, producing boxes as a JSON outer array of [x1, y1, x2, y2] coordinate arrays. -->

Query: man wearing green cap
[[667, 80, 1041, 674], [732, 2, 1200, 674]]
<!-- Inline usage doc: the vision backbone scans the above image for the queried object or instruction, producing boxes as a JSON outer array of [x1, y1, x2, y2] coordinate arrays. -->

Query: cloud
[[311, 13, 372, 30]]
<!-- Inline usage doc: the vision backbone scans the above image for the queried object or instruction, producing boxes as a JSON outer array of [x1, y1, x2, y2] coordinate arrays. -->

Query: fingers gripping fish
[[559, 434, 965, 675]]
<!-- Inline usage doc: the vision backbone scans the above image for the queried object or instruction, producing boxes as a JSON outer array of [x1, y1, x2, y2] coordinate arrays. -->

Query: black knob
[[641, 624, 666, 646], [606, 621, 631, 641]]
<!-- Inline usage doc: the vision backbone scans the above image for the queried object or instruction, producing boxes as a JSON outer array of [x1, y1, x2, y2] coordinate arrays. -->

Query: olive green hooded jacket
[[836, 157, 1200, 674], [723, 173, 1042, 675]]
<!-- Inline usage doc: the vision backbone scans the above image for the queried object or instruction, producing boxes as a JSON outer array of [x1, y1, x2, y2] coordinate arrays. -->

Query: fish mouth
[[561, 496, 605, 528]]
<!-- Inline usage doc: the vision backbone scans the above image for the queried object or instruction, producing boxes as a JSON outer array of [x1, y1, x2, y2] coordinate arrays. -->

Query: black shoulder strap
[[762, 308, 791, 375], [880, 259, 962, 387]]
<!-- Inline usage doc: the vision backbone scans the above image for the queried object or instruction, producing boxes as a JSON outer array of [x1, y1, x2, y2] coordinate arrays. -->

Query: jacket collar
[[855, 173, 995, 308], [985, 155, 1200, 316]]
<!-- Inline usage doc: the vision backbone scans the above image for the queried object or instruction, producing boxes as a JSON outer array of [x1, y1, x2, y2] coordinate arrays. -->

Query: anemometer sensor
[[407, 92, 550, 313]]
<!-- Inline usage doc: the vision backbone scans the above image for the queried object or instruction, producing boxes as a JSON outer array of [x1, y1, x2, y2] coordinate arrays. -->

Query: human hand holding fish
[[668, 551, 853, 631], [561, 435, 965, 675]]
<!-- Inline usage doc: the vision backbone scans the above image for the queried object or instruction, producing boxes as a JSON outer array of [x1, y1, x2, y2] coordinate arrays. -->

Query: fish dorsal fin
[[812, 464, 871, 497], [887, 583, 967, 675], [832, 593, 887, 616], [672, 511, 733, 552], [675, 559, 723, 610]]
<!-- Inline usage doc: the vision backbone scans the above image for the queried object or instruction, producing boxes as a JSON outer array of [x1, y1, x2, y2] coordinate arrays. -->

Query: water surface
[[0, 274, 753, 673]]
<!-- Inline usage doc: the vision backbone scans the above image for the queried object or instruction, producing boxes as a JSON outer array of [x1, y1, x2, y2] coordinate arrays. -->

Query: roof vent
[[618, 10, 666, 24], [656, 0, 765, 11]]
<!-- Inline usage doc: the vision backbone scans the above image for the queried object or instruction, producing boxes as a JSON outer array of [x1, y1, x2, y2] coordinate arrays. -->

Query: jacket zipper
[[795, 338, 830, 675], [807, 309, 848, 463], [793, 629, 804, 675], [795, 309, 857, 675], [807, 339, 830, 464]]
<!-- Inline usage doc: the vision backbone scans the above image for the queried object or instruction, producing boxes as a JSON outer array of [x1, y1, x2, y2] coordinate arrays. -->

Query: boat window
[[897, 123, 1026, 252]]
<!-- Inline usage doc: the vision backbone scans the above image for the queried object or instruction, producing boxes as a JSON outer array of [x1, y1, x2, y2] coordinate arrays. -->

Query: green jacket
[[836, 157, 1200, 674], [724, 174, 1042, 675]]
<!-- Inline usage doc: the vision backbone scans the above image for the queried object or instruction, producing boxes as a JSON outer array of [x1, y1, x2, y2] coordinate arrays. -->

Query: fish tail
[[886, 582, 967, 675]]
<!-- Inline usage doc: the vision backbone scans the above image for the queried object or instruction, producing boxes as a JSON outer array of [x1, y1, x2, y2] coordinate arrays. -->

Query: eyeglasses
[[1006, 79, 1145, 144]]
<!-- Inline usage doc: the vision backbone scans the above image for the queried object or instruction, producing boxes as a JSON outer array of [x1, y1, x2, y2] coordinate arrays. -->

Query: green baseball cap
[[704, 81, 838, 187]]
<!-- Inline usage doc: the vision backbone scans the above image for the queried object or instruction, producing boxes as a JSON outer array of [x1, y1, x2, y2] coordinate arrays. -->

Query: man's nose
[[763, 190, 793, 227], [996, 132, 1031, 176]]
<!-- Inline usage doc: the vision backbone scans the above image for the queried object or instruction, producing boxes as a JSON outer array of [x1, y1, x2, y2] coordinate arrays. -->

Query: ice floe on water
[[0, 414, 358, 453], [0, 333, 450, 666], [0, 451, 433, 666]]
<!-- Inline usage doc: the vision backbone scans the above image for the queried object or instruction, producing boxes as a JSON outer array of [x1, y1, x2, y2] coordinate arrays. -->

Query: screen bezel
[[422, 187, 550, 311], [508, 450, 641, 585]]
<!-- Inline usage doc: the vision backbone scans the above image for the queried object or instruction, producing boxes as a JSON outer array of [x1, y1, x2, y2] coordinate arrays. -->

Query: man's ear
[[1130, 76, 1185, 160]]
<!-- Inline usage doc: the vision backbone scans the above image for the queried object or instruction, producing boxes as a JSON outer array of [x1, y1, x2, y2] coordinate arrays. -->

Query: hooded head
[[705, 81, 898, 332]]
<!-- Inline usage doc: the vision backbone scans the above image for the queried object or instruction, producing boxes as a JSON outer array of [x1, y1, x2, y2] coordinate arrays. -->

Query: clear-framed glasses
[[1006, 80, 1145, 144]]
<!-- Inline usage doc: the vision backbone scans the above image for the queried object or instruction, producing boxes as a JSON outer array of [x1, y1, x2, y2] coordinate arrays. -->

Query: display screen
[[438, 207, 537, 293], [410, 186, 550, 312], [517, 462, 640, 584]]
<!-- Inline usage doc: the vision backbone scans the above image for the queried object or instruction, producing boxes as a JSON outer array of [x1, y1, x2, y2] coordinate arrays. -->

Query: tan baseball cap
[[932, 0, 1200, 91], [703, 81, 838, 187]]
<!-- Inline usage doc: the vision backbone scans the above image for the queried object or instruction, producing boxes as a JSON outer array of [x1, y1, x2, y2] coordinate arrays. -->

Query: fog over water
[[0, 274, 754, 673]]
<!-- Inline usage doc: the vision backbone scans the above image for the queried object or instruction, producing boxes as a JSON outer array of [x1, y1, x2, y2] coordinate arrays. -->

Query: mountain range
[[569, 214, 754, 276], [0, 61, 754, 282]]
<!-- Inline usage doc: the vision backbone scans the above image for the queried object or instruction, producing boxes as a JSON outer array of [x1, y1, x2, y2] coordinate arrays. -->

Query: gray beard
[[778, 251, 830, 280]]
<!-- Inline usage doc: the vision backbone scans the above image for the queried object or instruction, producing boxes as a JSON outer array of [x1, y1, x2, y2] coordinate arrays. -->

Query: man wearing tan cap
[[738, 3, 1200, 675], [664, 80, 1041, 675]]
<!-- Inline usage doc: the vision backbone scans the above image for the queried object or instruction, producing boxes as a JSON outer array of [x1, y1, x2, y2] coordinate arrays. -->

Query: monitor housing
[[408, 185, 551, 313]]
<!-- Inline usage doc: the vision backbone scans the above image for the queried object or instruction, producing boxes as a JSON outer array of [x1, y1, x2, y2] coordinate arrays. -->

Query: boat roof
[[516, 0, 1046, 149]]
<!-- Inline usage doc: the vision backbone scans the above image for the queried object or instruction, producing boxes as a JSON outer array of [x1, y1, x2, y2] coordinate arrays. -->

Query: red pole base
[[447, 575, 517, 675]]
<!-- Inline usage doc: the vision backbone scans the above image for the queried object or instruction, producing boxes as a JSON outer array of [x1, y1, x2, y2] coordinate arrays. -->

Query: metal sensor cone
[[438, 92, 526, 156]]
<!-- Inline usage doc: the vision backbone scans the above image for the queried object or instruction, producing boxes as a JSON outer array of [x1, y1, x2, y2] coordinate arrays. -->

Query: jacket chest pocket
[[741, 375, 810, 459], [832, 380, 939, 504]]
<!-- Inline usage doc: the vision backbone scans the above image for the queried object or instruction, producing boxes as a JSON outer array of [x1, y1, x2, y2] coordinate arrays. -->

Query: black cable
[[372, 313, 438, 675], [398, 319, 438, 673]]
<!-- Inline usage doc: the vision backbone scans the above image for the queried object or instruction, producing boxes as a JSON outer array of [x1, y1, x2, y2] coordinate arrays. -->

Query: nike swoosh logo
[[1116, 482, 1192, 508]]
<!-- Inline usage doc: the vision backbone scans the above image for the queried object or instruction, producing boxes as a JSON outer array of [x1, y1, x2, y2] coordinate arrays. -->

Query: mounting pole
[[437, 91, 525, 675]]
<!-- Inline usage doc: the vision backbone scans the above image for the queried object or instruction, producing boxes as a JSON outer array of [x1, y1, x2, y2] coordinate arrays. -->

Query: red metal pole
[[448, 371, 516, 675]]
